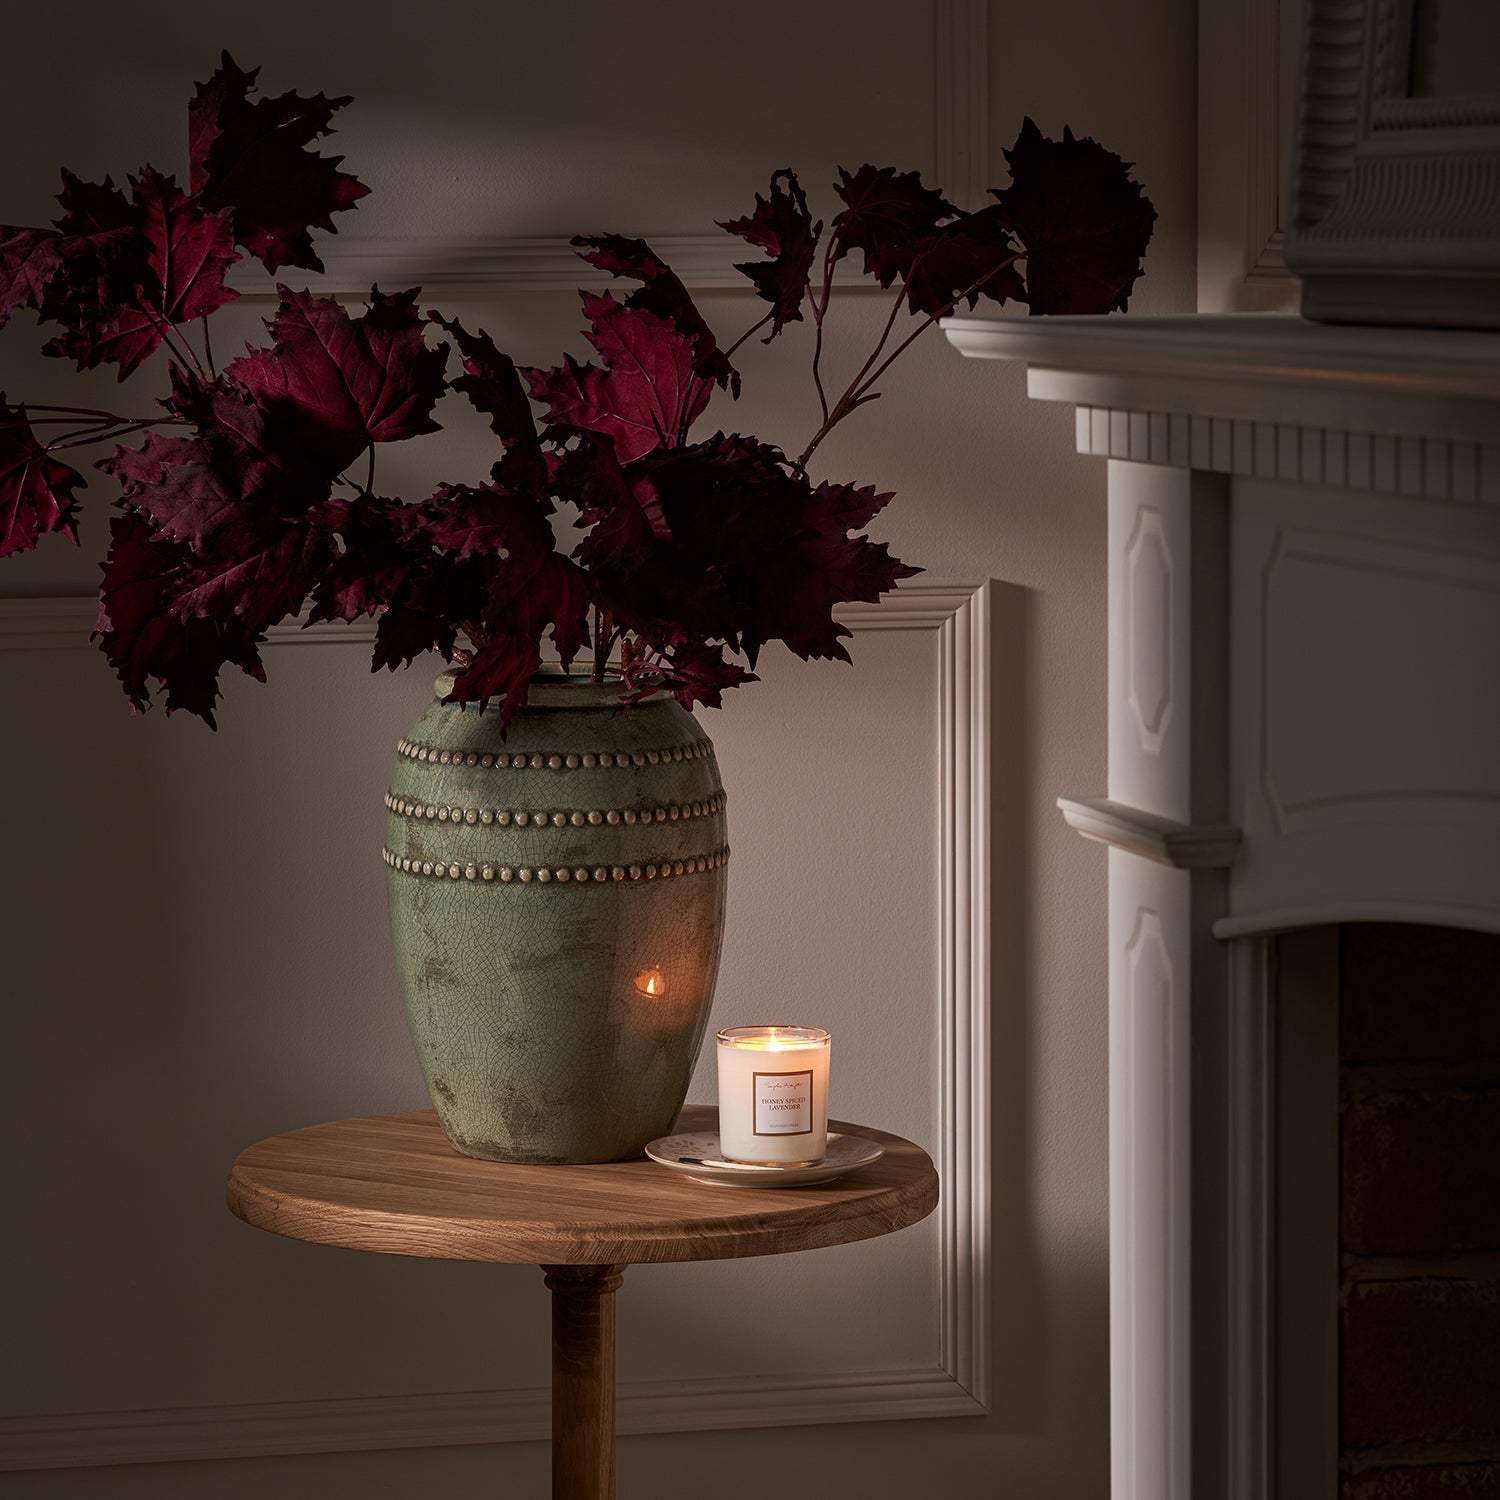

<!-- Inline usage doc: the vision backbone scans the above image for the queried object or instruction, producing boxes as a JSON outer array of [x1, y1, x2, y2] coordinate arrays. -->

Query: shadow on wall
[[987, 579, 1054, 1434]]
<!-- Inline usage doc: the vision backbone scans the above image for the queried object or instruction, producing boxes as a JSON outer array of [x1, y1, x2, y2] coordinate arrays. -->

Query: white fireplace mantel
[[944, 313, 1500, 1500]]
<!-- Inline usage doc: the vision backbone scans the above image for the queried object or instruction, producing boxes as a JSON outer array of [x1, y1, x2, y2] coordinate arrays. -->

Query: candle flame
[[634, 966, 666, 999]]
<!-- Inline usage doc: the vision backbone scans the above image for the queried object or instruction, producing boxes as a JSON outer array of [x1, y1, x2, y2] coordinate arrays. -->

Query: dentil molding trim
[[0, 579, 992, 1469], [1068, 402, 1500, 504], [225, 0, 988, 296], [942, 313, 1500, 496]]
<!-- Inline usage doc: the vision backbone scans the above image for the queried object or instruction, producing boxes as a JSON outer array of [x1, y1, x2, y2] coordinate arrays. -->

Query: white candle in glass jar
[[716, 1025, 832, 1164]]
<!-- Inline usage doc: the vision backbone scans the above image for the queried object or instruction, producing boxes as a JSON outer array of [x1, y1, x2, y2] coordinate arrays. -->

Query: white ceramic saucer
[[644, 1130, 885, 1188]]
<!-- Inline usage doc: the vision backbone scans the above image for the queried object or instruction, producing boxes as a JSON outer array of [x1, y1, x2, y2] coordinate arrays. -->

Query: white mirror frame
[[1285, 0, 1500, 327]]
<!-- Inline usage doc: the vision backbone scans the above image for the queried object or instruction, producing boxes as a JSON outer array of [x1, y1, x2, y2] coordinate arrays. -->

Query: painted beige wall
[[0, 1, 1195, 1494]]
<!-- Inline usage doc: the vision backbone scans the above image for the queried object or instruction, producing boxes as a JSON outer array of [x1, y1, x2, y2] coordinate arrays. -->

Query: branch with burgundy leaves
[[0, 56, 1154, 732]]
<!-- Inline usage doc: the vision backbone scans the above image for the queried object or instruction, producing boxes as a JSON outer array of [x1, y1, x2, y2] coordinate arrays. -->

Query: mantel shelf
[[942, 314, 1500, 503], [942, 313, 1500, 453]]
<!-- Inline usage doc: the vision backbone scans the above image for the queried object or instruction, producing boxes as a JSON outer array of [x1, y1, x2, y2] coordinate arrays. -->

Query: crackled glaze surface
[[386, 670, 729, 1164]]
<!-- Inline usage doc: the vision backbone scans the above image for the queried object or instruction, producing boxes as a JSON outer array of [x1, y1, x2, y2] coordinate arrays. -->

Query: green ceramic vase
[[383, 667, 730, 1163]]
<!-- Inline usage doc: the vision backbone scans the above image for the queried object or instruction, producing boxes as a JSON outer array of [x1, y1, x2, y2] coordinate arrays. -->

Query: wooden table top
[[226, 1104, 938, 1265]]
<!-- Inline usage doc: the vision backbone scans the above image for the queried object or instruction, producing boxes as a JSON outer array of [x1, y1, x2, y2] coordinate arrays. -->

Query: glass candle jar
[[715, 1025, 832, 1165]]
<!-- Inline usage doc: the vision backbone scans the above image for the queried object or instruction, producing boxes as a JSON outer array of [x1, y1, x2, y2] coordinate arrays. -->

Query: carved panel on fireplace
[[1229, 479, 1500, 936]]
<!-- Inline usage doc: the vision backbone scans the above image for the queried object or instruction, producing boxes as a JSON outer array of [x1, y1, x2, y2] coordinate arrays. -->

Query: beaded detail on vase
[[381, 845, 732, 885], [395, 737, 712, 770], [382, 789, 726, 828]]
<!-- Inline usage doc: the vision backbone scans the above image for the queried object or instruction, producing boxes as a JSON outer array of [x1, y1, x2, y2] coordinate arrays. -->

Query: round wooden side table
[[226, 1103, 938, 1500]]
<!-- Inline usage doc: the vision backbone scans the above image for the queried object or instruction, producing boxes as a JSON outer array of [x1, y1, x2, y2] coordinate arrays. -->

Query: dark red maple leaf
[[228, 286, 449, 474], [831, 165, 957, 287], [0, 228, 66, 330], [524, 295, 712, 464], [374, 600, 458, 673], [572, 235, 736, 393], [52, 170, 136, 236], [167, 518, 330, 634], [568, 439, 745, 649], [549, 431, 659, 566], [17, 169, 239, 378], [306, 494, 421, 624], [367, 557, 489, 672], [100, 375, 330, 558], [445, 551, 594, 725], [718, 169, 821, 338], [444, 632, 544, 719], [570, 432, 917, 683], [189, 52, 369, 274], [740, 475, 918, 667], [133, 167, 240, 324], [901, 204, 1027, 318], [95, 512, 269, 726], [0, 397, 84, 557], [418, 482, 555, 564], [427, 315, 546, 489], [33, 172, 161, 376], [994, 118, 1156, 315], [646, 641, 758, 711]]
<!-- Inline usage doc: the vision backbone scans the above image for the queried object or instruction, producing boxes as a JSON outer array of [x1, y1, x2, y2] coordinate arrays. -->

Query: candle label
[[752, 1069, 814, 1135]]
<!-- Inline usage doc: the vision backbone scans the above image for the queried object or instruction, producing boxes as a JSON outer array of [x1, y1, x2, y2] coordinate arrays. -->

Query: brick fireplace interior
[[1338, 923, 1500, 1500]]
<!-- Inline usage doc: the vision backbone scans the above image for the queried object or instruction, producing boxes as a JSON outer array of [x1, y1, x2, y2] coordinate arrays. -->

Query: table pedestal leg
[[541, 1263, 627, 1500]]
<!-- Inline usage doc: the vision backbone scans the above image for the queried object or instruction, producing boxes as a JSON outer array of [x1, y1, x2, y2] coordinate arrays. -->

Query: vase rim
[[433, 664, 659, 710]]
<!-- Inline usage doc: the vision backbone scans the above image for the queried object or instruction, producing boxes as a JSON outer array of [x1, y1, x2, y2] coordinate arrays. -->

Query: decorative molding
[[219, 2, 988, 298], [1124, 506, 1173, 755], [1057, 796, 1242, 869], [945, 315, 1500, 492], [1114, 901, 1192, 1500], [1285, 0, 1500, 325], [1197, 0, 1299, 310], [226, 232, 771, 297], [933, 0, 989, 210], [1214, 899, 1500, 941], [942, 313, 1500, 414], [1073, 402, 1500, 503], [1258, 524, 1500, 835], [1269, 928, 1341, 1498], [0, 1366, 980, 1472], [0, 597, 379, 652], [1226, 938, 1274, 1500], [1242, 0, 1293, 285], [0, 578, 991, 1470], [0, 581, 980, 653]]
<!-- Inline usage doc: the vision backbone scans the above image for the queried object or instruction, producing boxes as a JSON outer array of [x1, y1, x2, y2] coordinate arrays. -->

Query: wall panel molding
[[933, 0, 989, 209], [0, 579, 991, 1471], [1198, 0, 1300, 311], [220, 1, 987, 296]]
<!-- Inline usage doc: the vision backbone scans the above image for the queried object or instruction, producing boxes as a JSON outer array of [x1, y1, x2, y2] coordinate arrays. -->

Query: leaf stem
[[807, 231, 841, 426], [793, 255, 1022, 471], [851, 257, 1022, 401], [23, 403, 147, 422], [47, 417, 177, 453], [723, 311, 774, 360], [138, 305, 208, 384], [25, 415, 121, 428], [365, 446, 376, 495], [201, 315, 217, 379]]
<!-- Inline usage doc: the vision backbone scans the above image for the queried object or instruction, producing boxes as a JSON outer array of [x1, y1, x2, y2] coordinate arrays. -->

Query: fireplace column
[[1094, 458, 1240, 1500]]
